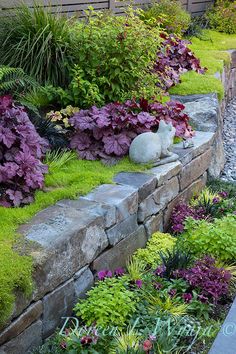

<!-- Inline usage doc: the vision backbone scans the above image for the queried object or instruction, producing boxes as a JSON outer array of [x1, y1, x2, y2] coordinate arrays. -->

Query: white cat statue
[[129, 120, 179, 166]]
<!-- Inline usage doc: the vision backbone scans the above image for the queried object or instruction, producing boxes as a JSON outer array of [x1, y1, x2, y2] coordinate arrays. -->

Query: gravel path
[[221, 98, 236, 182]]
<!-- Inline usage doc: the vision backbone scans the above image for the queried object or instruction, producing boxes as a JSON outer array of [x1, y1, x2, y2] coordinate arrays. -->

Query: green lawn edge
[[170, 30, 236, 99]]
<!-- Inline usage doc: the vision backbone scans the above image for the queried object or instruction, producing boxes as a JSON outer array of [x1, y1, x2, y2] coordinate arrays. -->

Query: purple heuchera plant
[[155, 33, 207, 90], [69, 98, 194, 160], [171, 202, 206, 234], [176, 256, 231, 303], [0, 96, 48, 207]]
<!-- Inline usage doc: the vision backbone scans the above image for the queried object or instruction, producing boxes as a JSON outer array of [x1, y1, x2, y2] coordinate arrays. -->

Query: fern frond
[[0, 65, 38, 95]]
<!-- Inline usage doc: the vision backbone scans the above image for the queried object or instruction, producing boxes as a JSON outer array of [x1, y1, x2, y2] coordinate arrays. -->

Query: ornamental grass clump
[[0, 4, 74, 87], [0, 96, 48, 207], [69, 99, 193, 160]]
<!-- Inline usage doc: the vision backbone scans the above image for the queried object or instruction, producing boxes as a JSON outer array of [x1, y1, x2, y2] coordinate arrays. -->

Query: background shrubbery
[[207, 0, 236, 34]]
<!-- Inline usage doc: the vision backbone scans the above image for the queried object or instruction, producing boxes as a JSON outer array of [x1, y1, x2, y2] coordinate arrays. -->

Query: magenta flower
[[213, 197, 220, 204], [135, 279, 143, 288], [114, 268, 125, 277], [154, 265, 166, 277], [218, 191, 228, 198], [182, 293, 193, 303], [153, 281, 163, 290], [168, 289, 177, 297], [97, 270, 113, 281]]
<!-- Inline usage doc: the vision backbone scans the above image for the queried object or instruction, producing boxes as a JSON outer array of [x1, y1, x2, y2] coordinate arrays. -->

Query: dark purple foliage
[[69, 98, 194, 160], [176, 256, 231, 303], [0, 96, 48, 207], [171, 202, 206, 234], [155, 33, 206, 90]]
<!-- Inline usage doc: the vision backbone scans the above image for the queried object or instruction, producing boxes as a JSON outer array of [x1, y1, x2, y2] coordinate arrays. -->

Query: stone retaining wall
[[0, 131, 214, 354]]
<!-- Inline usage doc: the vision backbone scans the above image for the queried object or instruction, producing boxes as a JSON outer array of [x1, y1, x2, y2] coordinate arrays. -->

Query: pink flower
[[143, 339, 153, 352], [182, 293, 193, 303], [97, 270, 113, 281]]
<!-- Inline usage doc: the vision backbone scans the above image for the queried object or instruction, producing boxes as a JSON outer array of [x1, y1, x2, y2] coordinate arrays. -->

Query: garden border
[[0, 51, 236, 354]]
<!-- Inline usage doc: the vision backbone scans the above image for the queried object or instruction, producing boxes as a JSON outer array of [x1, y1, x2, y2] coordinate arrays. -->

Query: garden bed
[[0, 131, 214, 353]]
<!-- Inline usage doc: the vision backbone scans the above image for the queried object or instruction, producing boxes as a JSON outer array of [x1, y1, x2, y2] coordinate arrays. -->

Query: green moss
[[171, 30, 236, 99], [170, 71, 224, 100], [0, 157, 148, 326]]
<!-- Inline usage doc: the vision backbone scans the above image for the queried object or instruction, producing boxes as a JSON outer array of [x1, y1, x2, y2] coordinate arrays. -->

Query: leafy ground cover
[[170, 30, 236, 98], [32, 181, 236, 354], [0, 155, 148, 326]]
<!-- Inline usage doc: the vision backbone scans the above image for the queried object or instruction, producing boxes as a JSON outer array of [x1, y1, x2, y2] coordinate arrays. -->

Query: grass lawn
[[0, 156, 148, 326], [170, 30, 236, 99]]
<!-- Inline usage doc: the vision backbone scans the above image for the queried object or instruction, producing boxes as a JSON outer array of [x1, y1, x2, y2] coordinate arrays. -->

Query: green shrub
[[139, 0, 191, 35], [0, 4, 74, 87], [74, 277, 136, 329], [178, 215, 236, 262], [133, 232, 176, 268], [64, 9, 162, 107], [206, 0, 236, 34]]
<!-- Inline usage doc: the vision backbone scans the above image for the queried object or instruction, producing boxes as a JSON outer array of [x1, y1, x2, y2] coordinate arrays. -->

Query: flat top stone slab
[[82, 184, 138, 222], [173, 131, 215, 166], [19, 205, 103, 249], [113, 172, 157, 202], [150, 161, 181, 186]]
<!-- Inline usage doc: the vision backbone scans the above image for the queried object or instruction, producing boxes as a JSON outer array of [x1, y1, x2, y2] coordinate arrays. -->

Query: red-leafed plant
[[69, 98, 194, 161], [0, 96, 48, 207], [155, 34, 206, 90]]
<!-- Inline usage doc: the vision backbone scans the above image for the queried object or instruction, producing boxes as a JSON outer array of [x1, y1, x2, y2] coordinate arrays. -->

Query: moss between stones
[[170, 30, 236, 99], [0, 157, 148, 327]]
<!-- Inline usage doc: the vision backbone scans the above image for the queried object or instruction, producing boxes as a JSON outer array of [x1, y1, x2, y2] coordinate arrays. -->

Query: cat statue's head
[[158, 120, 176, 138]]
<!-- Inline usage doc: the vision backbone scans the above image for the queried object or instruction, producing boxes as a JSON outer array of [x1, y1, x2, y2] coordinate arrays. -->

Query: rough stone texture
[[172, 94, 220, 132], [209, 296, 236, 354], [106, 213, 138, 246], [144, 212, 163, 238], [57, 198, 116, 228], [0, 302, 42, 346], [138, 177, 179, 222], [150, 161, 181, 186], [0, 320, 42, 354], [42, 279, 75, 338], [74, 266, 94, 300], [173, 131, 215, 166], [179, 149, 212, 190], [93, 226, 147, 273], [19, 206, 108, 299], [113, 172, 157, 202], [164, 173, 207, 230], [83, 184, 138, 223]]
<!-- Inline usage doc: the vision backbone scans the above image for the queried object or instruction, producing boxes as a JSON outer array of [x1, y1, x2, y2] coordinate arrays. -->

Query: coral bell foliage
[[69, 98, 193, 160], [0, 96, 48, 207], [176, 256, 231, 303], [155, 34, 206, 90]]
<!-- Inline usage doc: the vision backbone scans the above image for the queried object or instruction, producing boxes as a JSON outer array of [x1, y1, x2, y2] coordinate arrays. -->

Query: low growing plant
[[74, 277, 136, 329], [178, 215, 236, 262], [69, 99, 193, 160], [0, 95, 48, 207], [133, 232, 176, 269]]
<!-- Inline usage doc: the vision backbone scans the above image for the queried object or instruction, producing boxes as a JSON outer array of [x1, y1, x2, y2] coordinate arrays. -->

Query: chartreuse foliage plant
[[206, 0, 236, 34], [170, 30, 236, 99], [178, 215, 236, 262], [62, 8, 162, 107], [0, 155, 146, 326], [139, 0, 191, 35], [74, 277, 136, 329], [133, 232, 176, 268]]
